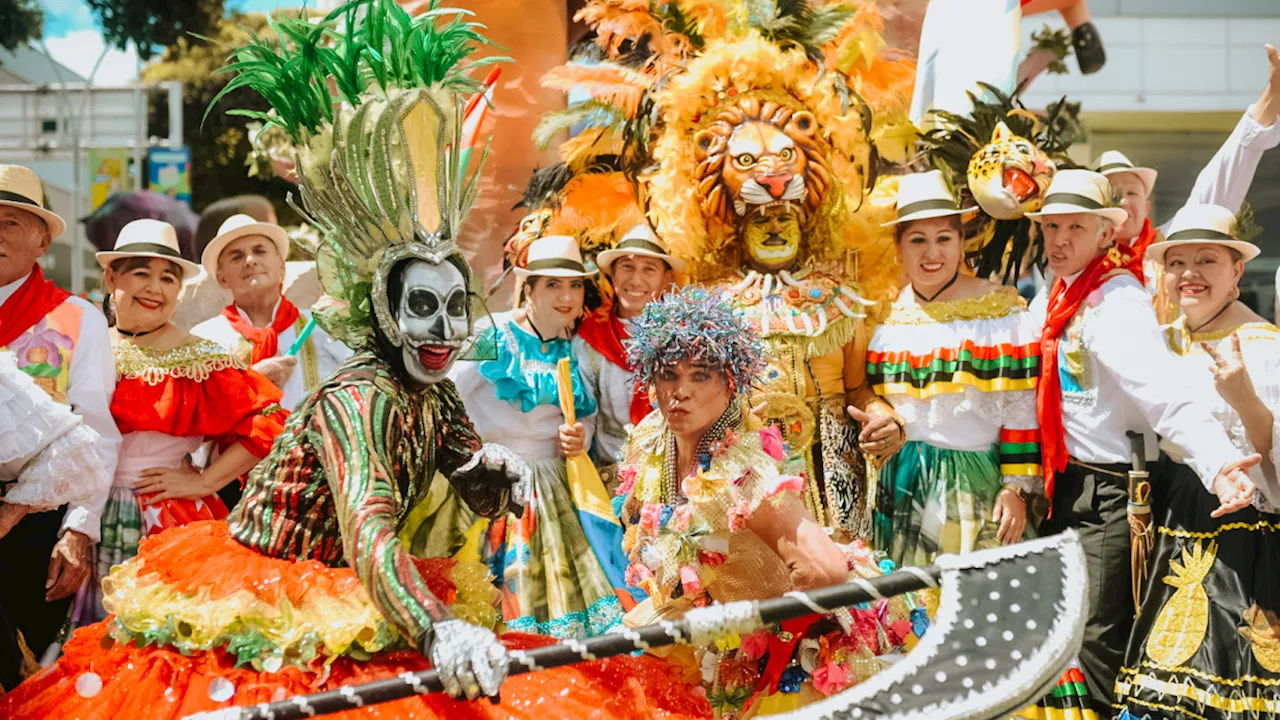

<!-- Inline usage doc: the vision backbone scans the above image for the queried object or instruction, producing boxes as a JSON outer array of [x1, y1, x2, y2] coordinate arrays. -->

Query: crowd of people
[[0, 1, 1278, 718]]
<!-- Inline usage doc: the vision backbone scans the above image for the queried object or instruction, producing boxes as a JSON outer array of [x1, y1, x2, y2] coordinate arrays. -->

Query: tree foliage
[[0, 0, 44, 53], [142, 10, 307, 224], [86, 0, 224, 60]]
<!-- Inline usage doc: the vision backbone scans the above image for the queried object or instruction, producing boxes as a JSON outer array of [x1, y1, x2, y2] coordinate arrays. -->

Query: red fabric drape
[[577, 308, 652, 425], [1037, 243, 1144, 508], [221, 298, 299, 363], [0, 265, 70, 347]]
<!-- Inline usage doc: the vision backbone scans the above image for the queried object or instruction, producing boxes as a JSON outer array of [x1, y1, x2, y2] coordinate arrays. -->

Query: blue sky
[[37, 0, 302, 85]]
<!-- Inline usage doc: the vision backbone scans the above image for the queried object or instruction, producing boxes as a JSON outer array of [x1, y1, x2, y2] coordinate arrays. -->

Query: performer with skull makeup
[[0, 3, 710, 717]]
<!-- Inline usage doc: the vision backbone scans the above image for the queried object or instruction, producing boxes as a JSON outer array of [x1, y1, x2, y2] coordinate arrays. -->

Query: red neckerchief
[[221, 296, 299, 364], [0, 265, 71, 347], [1129, 218, 1158, 259], [576, 305, 652, 425], [1037, 243, 1144, 509]]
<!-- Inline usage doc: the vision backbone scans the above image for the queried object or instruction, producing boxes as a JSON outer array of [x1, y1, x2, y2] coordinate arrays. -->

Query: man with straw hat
[[1027, 170, 1262, 712], [0, 164, 119, 663], [192, 213, 350, 413], [572, 222, 683, 477], [1094, 45, 1280, 263]]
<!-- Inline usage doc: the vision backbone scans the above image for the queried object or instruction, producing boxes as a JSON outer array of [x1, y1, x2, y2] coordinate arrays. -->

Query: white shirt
[[572, 334, 635, 466], [1034, 274, 1243, 489], [1160, 105, 1280, 232], [450, 312, 595, 461], [0, 273, 120, 541], [192, 300, 352, 410]]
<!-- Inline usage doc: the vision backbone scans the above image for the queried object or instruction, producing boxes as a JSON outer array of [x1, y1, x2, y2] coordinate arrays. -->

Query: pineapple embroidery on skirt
[[1146, 539, 1217, 667], [1239, 604, 1280, 673]]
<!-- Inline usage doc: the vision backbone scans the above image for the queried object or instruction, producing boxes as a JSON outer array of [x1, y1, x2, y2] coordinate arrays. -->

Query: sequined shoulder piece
[[114, 338, 246, 385], [882, 285, 1026, 326], [1166, 319, 1280, 356]]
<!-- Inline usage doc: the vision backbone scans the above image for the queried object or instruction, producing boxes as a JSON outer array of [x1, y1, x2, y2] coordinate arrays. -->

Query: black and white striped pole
[[185, 566, 939, 720]]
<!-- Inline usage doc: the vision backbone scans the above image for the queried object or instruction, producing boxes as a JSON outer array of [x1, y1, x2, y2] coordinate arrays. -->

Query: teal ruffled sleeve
[[478, 321, 597, 417]]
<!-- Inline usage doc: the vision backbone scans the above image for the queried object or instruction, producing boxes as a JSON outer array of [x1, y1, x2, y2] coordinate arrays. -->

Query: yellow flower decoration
[[682, 467, 727, 503]]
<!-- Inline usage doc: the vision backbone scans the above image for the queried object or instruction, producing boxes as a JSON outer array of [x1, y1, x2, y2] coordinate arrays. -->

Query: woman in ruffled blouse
[[92, 220, 287, 610], [451, 234, 628, 638], [1115, 205, 1280, 720], [868, 171, 1041, 566]]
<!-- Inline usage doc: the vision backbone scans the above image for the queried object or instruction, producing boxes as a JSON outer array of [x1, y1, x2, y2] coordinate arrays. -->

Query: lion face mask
[[693, 98, 831, 226]]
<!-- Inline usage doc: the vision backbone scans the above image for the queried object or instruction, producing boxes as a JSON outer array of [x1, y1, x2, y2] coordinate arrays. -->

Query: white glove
[[426, 619, 509, 700]]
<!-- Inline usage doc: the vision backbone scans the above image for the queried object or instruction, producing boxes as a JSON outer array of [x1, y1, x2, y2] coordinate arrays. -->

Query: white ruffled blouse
[[0, 351, 112, 511]]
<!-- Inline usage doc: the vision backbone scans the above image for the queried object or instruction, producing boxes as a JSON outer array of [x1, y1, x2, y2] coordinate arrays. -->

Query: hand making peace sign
[[1201, 332, 1260, 414]]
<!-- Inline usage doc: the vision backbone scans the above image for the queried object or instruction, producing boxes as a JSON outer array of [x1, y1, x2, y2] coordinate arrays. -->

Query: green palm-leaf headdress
[[207, 0, 507, 348]]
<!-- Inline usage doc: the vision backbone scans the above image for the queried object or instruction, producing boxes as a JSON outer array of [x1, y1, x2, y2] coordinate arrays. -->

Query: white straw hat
[[882, 170, 972, 227], [596, 222, 686, 275], [513, 235, 595, 278], [1146, 203, 1260, 264], [1094, 150, 1157, 197], [1026, 170, 1129, 226], [201, 213, 291, 280], [0, 164, 67, 239], [96, 219, 204, 281]]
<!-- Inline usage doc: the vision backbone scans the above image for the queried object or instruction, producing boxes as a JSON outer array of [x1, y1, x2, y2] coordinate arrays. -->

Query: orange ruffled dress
[[1, 522, 710, 719]]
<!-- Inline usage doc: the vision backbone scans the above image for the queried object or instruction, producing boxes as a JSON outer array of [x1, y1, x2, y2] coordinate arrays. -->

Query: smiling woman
[[87, 219, 287, 616], [449, 233, 640, 639], [1114, 205, 1280, 719]]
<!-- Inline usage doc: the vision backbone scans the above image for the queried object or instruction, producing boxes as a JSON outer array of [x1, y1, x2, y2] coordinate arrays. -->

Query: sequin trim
[[880, 286, 1026, 326], [504, 594, 624, 639], [114, 338, 246, 385]]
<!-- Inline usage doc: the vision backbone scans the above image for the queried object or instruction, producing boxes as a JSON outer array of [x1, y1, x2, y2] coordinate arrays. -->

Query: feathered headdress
[[529, 0, 914, 305], [627, 286, 765, 396], [209, 0, 505, 347]]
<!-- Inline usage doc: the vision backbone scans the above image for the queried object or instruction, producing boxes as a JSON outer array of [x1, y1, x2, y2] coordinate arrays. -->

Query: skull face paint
[[397, 259, 470, 385]]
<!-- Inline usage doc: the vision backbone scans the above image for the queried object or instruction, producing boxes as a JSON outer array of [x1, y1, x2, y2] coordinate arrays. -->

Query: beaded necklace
[[659, 403, 742, 505]]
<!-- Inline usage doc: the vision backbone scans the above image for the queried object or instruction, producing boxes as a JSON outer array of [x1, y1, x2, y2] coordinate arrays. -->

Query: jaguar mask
[[966, 121, 1056, 221]]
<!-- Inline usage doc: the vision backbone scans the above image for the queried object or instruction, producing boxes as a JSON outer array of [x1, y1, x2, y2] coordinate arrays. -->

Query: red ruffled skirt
[[0, 522, 711, 720]]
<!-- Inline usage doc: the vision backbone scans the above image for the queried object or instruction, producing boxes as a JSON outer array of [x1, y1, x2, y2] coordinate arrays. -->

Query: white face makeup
[[397, 259, 470, 385]]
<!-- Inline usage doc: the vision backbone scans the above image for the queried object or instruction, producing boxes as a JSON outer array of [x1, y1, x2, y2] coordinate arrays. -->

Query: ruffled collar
[[114, 338, 246, 385], [476, 320, 596, 415], [880, 285, 1027, 326], [1165, 316, 1280, 356]]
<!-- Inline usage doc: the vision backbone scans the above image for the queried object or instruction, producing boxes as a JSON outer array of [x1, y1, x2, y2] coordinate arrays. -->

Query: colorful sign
[[148, 147, 191, 204], [88, 147, 130, 210]]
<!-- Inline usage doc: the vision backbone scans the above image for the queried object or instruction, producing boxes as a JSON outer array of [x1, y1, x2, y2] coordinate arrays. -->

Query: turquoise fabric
[[477, 321, 597, 416]]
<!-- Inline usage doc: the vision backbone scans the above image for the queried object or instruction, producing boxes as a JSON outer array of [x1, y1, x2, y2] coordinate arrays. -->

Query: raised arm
[[1173, 45, 1280, 224]]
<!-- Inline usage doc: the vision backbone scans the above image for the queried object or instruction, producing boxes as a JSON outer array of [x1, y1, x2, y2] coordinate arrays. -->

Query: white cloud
[[44, 30, 139, 86]]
